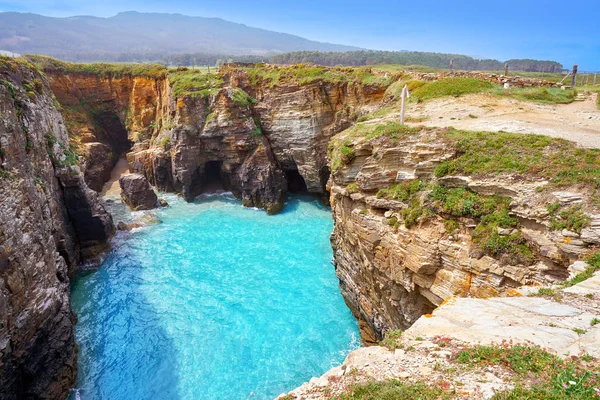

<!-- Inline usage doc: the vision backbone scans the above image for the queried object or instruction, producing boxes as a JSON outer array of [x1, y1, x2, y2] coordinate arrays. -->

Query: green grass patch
[[429, 185, 533, 264], [336, 379, 451, 400], [231, 88, 256, 108], [376, 179, 424, 201], [457, 344, 559, 374], [346, 182, 359, 194], [434, 128, 600, 189], [379, 330, 403, 350], [547, 204, 591, 233], [239, 63, 395, 88], [409, 78, 494, 102], [561, 250, 600, 287], [25, 54, 168, 79], [495, 87, 577, 104], [170, 69, 224, 98]]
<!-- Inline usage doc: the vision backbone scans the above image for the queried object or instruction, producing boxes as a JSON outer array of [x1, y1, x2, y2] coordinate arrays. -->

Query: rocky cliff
[[31, 58, 393, 213], [0, 57, 113, 399], [328, 122, 600, 342]]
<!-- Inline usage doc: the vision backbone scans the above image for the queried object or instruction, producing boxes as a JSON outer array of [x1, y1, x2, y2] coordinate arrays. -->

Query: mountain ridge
[[0, 11, 361, 56]]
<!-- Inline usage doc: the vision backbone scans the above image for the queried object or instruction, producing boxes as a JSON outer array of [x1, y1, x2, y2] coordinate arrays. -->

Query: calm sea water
[[70, 193, 359, 400]]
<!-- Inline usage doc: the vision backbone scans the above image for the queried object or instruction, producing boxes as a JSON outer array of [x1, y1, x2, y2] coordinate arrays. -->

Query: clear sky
[[1, 0, 599, 70]]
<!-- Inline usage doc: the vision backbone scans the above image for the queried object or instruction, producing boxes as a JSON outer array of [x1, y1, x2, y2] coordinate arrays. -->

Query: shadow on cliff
[[70, 245, 181, 399]]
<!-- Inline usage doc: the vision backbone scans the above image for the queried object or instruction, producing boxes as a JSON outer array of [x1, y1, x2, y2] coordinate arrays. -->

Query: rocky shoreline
[[1, 56, 599, 399]]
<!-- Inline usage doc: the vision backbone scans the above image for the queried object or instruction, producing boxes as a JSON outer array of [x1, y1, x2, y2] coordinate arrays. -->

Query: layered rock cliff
[[328, 122, 600, 342], [32, 59, 393, 213], [0, 57, 114, 399]]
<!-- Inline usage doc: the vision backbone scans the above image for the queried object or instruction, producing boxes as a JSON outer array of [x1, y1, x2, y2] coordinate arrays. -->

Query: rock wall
[[43, 64, 389, 213], [0, 58, 114, 399], [43, 72, 169, 191], [329, 127, 600, 342]]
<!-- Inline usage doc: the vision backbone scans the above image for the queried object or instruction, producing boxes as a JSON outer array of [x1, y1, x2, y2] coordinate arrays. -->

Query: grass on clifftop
[[169, 68, 224, 99], [435, 128, 600, 189], [494, 86, 577, 104], [25, 55, 168, 79], [409, 78, 494, 102], [239, 63, 395, 88], [332, 123, 600, 190]]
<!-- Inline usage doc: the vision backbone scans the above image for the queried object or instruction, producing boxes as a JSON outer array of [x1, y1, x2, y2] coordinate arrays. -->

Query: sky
[[1, 0, 599, 70]]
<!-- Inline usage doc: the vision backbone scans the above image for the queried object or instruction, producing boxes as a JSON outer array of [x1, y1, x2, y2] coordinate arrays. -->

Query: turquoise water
[[70, 194, 359, 400]]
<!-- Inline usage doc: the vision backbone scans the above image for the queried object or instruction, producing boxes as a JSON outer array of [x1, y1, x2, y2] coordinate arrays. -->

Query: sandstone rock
[[119, 173, 158, 211], [159, 198, 169, 207], [0, 60, 113, 399], [567, 261, 589, 278]]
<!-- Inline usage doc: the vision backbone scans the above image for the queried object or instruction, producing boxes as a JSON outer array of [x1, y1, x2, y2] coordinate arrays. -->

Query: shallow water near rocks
[[70, 193, 359, 400]]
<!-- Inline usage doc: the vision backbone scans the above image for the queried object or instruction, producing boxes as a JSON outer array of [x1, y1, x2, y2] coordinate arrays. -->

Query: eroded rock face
[[0, 58, 113, 399], [119, 173, 158, 211], [329, 129, 600, 342], [42, 64, 389, 213]]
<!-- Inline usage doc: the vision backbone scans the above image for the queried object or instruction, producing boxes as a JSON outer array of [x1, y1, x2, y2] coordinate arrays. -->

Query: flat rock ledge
[[280, 272, 600, 399]]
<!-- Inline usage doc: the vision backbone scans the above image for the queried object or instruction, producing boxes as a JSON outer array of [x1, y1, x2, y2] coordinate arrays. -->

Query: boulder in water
[[119, 173, 158, 211]]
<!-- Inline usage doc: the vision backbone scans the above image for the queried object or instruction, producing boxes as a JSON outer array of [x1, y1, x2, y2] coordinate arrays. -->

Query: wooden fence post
[[594, 74, 597, 86], [571, 65, 578, 88], [400, 85, 409, 125], [504, 63, 508, 76], [450, 59, 453, 73]]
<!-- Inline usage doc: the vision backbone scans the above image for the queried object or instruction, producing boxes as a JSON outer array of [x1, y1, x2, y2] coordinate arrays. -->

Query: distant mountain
[[0, 11, 360, 57]]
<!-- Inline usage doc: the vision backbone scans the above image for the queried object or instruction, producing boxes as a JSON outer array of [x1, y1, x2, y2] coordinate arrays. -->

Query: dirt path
[[388, 92, 600, 148], [100, 158, 130, 197]]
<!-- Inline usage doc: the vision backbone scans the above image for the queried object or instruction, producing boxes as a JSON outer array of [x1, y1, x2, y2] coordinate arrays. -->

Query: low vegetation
[[547, 203, 591, 233], [429, 185, 534, 264], [376, 179, 424, 201], [560, 250, 600, 287], [336, 379, 451, 400], [434, 128, 600, 189], [379, 330, 404, 350], [409, 78, 494, 102], [169, 68, 224, 98], [240, 63, 395, 88], [495, 86, 577, 104], [25, 54, 168, 79], [334, 341, 598, 400]]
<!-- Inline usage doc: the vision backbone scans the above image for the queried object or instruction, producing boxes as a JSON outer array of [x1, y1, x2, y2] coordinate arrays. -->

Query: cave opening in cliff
[[91, 110, 133, 156], [200, 161, 226, 193], [285, 168, 308, 193]]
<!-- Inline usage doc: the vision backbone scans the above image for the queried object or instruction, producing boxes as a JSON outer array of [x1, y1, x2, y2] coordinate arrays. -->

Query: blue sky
[[1, 0, 599, 70]]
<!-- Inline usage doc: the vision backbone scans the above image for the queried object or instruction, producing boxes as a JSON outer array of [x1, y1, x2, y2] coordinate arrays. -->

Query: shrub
[[376, 180, 424, 202], [346, 182, 359, 194], [379, 330, 403, 350]]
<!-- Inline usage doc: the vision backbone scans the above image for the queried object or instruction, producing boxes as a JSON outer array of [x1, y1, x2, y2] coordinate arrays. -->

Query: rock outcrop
[[328, 124, 600, 342], [0, 57, 114, 399], [35, 61, 391, 213], [282, 273, 600, 399], [119, 173, 158, 211]]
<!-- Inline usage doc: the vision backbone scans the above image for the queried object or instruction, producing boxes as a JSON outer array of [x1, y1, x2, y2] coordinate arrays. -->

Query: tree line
[[45, 50, 563, 72]]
